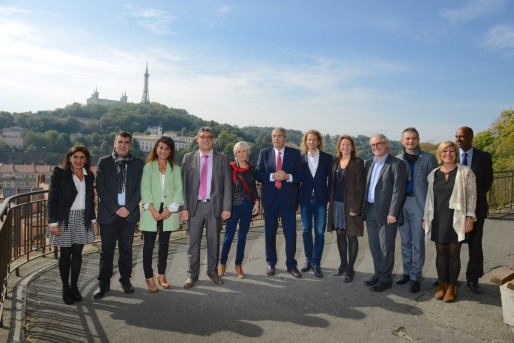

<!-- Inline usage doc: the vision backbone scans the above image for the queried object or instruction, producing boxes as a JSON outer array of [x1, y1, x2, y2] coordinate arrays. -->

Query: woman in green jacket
[[140, 136, 183, 292]]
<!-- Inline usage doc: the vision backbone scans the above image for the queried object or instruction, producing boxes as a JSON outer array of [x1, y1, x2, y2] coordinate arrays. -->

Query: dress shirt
[[307, 149, 320, 177], [459, 147, 474, 167], [269, 147, 293, 183], [198, 150, 213, 200], [70, 168, 87, 210], [367, 153, 388, 203]]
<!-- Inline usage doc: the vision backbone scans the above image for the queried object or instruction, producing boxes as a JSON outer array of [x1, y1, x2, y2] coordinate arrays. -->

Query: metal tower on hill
[[141, 62, 150, 104]]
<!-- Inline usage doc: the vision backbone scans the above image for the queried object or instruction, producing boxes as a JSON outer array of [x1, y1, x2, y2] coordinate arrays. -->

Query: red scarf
[[230, 161, 253, 183]]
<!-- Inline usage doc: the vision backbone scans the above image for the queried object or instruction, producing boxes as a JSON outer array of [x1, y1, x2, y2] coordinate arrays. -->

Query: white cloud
[[440, 0, 505, 26], [479, 24, 514, 52], [122, 5, 176, 34]]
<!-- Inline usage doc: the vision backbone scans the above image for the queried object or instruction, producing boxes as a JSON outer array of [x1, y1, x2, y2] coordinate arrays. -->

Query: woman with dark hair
[[47, 145, 97, 305], [140, 136, 183, 292], [327, 135, 365, 283], [423, 141, 476, 302]]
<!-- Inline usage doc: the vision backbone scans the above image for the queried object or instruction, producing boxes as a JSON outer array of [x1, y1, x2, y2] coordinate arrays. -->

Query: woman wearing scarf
[[218, 141, 260, 279]]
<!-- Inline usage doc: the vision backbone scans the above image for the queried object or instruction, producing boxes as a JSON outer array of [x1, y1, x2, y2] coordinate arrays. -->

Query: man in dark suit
[[362, 134, 407, 292], [93, 131, 144, 299], [256, 127, 304, 278], [456, 126, 493, 294], [298, 130, 333, 278], [180, 127, 232, 289]]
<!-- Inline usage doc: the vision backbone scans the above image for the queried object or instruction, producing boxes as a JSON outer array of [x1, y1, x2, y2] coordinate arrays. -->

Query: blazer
[[140, 161, 184, 232], [48, 166, 96, 228], [299, 150, 333, 204], [181, 150, 232, 217], [396, 150, 438, 212], [469, 148, 493, 219], [96, 155, 144, 224], [255, 146, 303, 211], [362, 154, 407, 226], [327, 157, 365, 236]]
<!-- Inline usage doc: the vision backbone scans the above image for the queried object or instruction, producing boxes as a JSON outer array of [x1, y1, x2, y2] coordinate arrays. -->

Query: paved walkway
[[2, 215, 514, 343]]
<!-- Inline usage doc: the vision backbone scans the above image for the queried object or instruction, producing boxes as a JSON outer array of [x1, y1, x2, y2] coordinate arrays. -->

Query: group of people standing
[[47, 125, 492, 305]]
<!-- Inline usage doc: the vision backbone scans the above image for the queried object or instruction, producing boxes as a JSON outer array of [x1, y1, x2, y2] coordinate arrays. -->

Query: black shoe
[[208, 272, 224, 285], [120, 280, 135, 294], [343, 269, 355, 283], [431, 278, 439, 287], [63, 289, 74, 305], [364, 275, 379, 287], [92, 284, 110, 299], [409, 280, 421, 293], [300, 262, 312, 273], [370, 282, 392, 292], [332, 266, 347, 276], [396, 274, 410, 285], [70, 287, 82, 302], [313, 266, 323, 279], [183, 276, 198, 289], [467, 281, 482, 294], [266, 265, 276, 276], [287, 267, 302, 279]]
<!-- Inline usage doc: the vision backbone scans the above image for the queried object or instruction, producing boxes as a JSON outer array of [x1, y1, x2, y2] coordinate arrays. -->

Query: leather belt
[[198, 199, 210, 203]]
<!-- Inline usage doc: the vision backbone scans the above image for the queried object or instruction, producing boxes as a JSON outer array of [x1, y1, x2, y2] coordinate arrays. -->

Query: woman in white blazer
[[140, 136, 183, 293]]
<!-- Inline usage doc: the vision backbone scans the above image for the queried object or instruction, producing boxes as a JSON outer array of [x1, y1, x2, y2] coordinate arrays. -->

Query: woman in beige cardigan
[[423, 141, 476, 302], [140, 136, 184, 292]]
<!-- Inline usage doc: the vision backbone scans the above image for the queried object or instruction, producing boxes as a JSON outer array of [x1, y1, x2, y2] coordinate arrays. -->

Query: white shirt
[[70, 168, 88, 210], [307, 149, 320, 177]]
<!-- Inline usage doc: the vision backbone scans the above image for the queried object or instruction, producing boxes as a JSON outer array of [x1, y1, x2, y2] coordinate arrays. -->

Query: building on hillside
[[0, 126, 24, 149], [86, 88, 128, 106], [133, 126, 199, 152], [0, 164, 55, 197]]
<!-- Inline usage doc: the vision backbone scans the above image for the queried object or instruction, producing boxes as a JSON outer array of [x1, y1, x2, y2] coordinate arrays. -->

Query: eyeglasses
[[198, 135, 213, 140], [370, 142, 384, 148]]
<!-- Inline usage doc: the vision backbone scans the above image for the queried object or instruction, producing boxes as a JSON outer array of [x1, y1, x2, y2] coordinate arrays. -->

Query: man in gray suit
[[395, 128, 437, 293], [362, 134, 407, 292], [180, 127, 232, 289]]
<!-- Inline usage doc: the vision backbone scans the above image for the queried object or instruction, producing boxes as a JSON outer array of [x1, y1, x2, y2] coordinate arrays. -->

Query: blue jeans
[[220, 197, 253, 265], [300, 195, 327, 267]]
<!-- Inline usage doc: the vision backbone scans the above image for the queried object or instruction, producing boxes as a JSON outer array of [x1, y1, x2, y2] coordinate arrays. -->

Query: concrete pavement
[[2, 215, 514, 342]]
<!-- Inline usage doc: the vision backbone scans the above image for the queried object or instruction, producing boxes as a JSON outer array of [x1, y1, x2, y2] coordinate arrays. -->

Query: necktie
[[199, 155, 208, 199], [462, 152, 468, 167], [275, 151, 282, 189]]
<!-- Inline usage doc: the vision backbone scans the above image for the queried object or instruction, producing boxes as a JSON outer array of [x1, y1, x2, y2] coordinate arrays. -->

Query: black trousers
[[142, 203, 171, 279], [465, 217, 485, 283], [98, 216, 136, 285]]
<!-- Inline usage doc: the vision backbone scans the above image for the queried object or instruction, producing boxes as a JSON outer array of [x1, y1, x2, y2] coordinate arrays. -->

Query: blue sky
[[1, 0, 513, 142]]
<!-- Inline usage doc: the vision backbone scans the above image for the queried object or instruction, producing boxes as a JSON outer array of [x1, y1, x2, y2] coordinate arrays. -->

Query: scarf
[[230, 161, 253, 183], [402, 146, 420, 180], [112, 149, 134, 193]]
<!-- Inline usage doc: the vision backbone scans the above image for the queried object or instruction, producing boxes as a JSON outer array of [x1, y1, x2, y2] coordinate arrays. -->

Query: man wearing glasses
[[180, 127, 232, 288], [362, 134, 407, 292]]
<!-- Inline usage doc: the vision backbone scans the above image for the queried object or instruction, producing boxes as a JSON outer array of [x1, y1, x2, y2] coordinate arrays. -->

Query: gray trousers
[[399, 196, 425, 281], [187, 201, 222, 278], [365, 204, 398, 285]]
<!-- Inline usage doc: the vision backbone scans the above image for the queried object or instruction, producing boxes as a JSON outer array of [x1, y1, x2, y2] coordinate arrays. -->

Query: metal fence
[[0, 170, 513, 326]]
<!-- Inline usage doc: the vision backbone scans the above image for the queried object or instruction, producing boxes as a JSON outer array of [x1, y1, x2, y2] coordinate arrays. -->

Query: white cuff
[[168, 202, 181, 212]]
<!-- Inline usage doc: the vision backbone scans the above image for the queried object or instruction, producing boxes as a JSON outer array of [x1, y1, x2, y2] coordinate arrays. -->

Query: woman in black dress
[[423, 141, 476, 302]]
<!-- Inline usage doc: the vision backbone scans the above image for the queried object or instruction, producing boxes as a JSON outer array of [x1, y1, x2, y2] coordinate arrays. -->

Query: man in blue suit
[[256, 127, 304, 278], [298, 130, 333, 278]]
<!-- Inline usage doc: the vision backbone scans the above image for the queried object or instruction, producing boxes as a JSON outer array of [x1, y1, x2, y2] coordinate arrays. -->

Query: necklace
[[336, 165, 345, 181]]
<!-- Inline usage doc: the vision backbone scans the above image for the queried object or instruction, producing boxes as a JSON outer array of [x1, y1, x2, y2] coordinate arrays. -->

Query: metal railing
[[0, 170, 512, 326]]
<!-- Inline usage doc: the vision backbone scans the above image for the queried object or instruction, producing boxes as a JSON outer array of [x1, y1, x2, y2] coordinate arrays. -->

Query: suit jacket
[[469, 148, 493, 219], [181, 150, 232, 217], [327, 157, 365, 236], [48, 166, 96, 228], [140, 161, 184, 232], [255, 146, 303, 210], [396, 150, 438, 212], [299, 150, 333, 204], [96, 155, 144, 224], [362, 154, 407, 225]]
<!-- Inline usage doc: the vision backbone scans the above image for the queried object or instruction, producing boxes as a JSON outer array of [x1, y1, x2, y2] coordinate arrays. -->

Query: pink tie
[[275, 151, 282, 189], [199, 155, 208, 199]]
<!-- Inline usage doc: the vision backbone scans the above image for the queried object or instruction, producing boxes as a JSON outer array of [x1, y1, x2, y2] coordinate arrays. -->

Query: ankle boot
[[443, 284, 457, 303], [235, 264, 245, 279], [62, 287, 74, 305], [70, 287, 82, 302], [146, 278, 158, 293], [218, 264, 226, 277], [435, 282, 447, 300]]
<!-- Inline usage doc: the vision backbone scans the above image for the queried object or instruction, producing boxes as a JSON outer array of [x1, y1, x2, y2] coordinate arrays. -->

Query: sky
[[1, 0, 513, 142]]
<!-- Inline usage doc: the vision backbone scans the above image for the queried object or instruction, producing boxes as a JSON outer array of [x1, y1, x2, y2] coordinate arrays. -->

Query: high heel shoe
[[435, 282, 447, 300], [146, 278, 158, 293], [235, 264, 245, 279], [218, 264, 226, 277], [157, 274, 170, 289]]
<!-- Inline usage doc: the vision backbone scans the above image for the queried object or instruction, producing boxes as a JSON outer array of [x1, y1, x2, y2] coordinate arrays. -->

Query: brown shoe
[[443, 284, 457, 303], [435, 282, 447, 300], [218, 264, 226, 277], [146, 278, 158, 293], [235, 264, 245, 279], [157, 274, 170, 289]]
